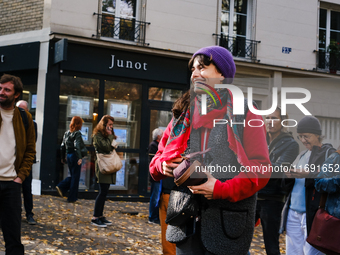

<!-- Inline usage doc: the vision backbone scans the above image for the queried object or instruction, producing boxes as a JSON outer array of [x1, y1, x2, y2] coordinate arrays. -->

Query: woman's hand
[[77, 159, 82, 165], [161, 158, 183, 177], [285, 167, 310, 178], [188, 172, 217, 200]]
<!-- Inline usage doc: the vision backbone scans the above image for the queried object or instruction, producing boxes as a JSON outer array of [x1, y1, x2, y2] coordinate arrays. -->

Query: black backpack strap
[[18, 107, 28, 132]]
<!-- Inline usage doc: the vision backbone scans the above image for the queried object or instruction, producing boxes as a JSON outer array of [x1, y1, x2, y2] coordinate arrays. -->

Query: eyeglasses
[[297, 135, 312, 141]]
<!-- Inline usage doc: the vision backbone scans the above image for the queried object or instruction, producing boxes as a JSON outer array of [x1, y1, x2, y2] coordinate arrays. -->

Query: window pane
[[234, 0, 247, 14], [221, 12, 230, 35], [101, 13, 115, 38], [22, 84, 37, 119], [319, 29, 326, 49], [319, 8, 327, 29], [331, 10, 340, 31], [330, 31, 340, 43], [233, 14, 247, 36], [222, 0, 230, 11], [120, 0, 136, 18], [58, 76, 100, 191], [150, 110, 172, 143], [102, 0, 116, 13], [58, 76, 100, 142], [104, 81, 142, 149], [148, 87, 183, 102], [109, 152, 140, 194]]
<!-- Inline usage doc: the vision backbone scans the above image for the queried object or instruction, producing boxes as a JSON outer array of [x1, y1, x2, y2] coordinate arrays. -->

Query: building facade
[[0, 0, 340, 198]]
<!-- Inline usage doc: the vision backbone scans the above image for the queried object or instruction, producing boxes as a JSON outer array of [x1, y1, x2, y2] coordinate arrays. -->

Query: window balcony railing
[[93, 13, 150, 46], [213, 33, 260, 62], [316, 51, 340, 74]]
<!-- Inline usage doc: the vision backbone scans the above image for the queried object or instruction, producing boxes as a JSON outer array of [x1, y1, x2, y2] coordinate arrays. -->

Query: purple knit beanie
[[193, 46, 236, 84]]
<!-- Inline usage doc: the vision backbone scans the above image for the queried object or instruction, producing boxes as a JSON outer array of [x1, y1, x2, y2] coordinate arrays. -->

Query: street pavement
[[0, 195, 286, 254]]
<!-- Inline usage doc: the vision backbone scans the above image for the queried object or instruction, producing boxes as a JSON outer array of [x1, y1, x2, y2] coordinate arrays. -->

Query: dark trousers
[[58, 152, 81, 202], [93, 183, 110, 217], [22, 170, 33, 218], [148, 181, 160, 222], [0, 181, 24, 255], [256, 199, 285, 255]]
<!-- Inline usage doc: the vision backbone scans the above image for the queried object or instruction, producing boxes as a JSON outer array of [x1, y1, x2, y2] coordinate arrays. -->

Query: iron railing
[[213, 33, 260, 62], [93, 13, 150, 46], [316, 51, 340, 73]]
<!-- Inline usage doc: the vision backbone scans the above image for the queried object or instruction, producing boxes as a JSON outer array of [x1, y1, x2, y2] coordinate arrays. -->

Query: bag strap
[[318, 148, 335, 209], [325, 147, 331, 160], [18, 107, 28, 132], [183, 148, 211, 159]]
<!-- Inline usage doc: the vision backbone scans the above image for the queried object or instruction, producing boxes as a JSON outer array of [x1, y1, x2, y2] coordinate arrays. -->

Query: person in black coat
[[256, 107, 299, 255], [280, 116, 335, 255], [148, 128, 163, 224], [17, 100, 38, 225]]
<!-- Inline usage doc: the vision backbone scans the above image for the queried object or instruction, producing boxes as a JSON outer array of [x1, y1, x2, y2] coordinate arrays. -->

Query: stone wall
[[0, 0, 44, 36]]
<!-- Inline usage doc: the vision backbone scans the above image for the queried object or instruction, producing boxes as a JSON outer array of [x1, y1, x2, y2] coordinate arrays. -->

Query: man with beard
[[0, 74, 36, 255]]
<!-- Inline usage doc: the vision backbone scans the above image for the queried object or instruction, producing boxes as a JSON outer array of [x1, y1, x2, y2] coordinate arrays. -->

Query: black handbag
[[165, 186, 199, 226]]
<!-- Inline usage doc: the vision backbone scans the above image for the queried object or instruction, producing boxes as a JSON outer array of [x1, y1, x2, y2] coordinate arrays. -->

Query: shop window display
[[58, 76, 100, 190]]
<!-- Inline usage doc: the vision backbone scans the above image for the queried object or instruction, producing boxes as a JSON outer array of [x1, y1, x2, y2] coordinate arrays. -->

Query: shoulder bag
[[306, 193, 340, 255], [97, 139, 122, 174]]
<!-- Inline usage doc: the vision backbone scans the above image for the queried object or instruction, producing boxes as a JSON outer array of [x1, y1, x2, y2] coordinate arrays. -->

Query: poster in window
[[113, 125, 130, 147], [66, 122, 93, 145], [107, 100, 130, 121], [31, 94, 37, 109], [67, 96, 94, 118], [110, 159, 127, 190]]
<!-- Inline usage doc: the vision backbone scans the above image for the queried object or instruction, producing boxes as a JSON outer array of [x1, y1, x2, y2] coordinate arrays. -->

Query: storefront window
[[109, 152, 140, 194], [22, 85, 37, 119], [104, 80, 142, 149], [58, 76, 100, 189], [148, 87, 183, 102]]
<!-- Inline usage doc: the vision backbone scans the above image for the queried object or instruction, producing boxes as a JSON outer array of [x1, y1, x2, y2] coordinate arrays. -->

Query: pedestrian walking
[[148, 128, 163, 224], [280, 116, 335, 255], [150, 46, 271, 255], [57, 116, 87, 203], [91, 115, 118, 227], [16, 100, 38, 225], [0, 74, 36, 255], [255, 107, 299, 255]]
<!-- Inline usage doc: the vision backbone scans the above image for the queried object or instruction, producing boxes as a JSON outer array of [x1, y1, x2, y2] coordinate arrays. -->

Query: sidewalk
[[0, 195, 286, 254]]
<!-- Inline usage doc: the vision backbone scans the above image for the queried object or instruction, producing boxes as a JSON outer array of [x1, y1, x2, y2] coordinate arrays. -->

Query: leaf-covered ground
[[0, 195, 286, 254]]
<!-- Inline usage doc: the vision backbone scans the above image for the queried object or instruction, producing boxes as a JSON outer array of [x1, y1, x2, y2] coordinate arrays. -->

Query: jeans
[[256, 199, 284, 255], [22, 170, 33, 218], [286, 209, 324, 255], [148, 181, 160, 222], [58, 152, 81, 202], [159, 193, 176, 255], [0, 181, 24, 255], [93, 183, 110, 217]]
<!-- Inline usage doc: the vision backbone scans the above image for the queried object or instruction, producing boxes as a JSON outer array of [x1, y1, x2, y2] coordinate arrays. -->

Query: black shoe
[[67, 200, 79, 203], [148, 220, 160, 225], [91, 218, 107, 228], [56, 186, 63, 198], [27, 215, 37, 225], [100, 217, 112, 226]]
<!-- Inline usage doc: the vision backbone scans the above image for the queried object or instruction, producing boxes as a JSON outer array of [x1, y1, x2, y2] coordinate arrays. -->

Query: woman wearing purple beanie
[[150, 46, 271, 255]]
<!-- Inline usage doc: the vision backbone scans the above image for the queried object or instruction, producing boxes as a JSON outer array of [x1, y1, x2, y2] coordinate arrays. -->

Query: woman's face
[[297, 132, 321, 151], [106, 119, 114, 133], [191, 58, 224, 94]]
